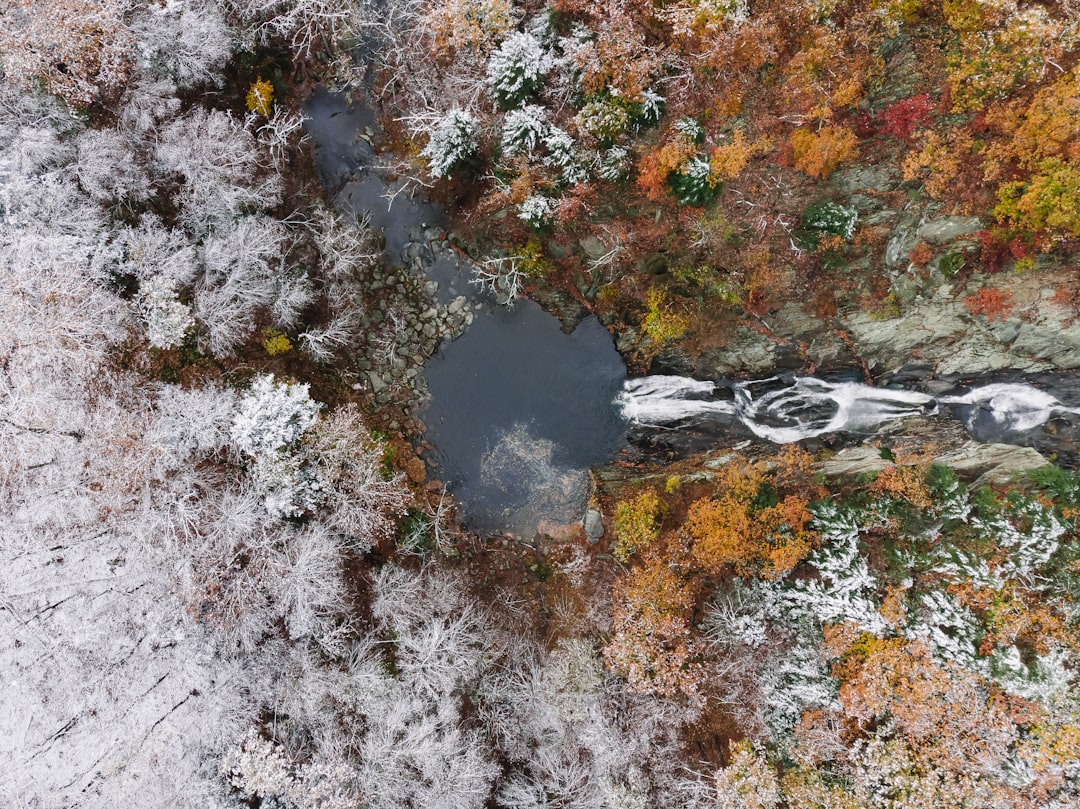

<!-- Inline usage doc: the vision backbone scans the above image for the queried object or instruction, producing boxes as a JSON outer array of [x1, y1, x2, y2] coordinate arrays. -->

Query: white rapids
[[615, 375, 1080, 444]]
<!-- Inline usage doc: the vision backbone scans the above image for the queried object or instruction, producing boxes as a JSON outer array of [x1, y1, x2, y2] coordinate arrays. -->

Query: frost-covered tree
[[155, 107, 282, 236], [140, 274, 195, 348], [421, 108, 479, 178], [132, 0, 233, 88], [75, 128, 151, 203], [194, 215, 308, 356], [787, 501, 887, 635], [231, 374, 321, 457], [225, 0, 369, 61], [0, 0, 133, 107], [486, 31, 551, 108], [518, 194, 557, 228], [304, 405, 409, 550], [501, 103, 549, 157]]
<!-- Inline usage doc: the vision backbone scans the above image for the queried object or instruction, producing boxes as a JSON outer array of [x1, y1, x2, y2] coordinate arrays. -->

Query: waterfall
[[616, 375, 1080, 443]]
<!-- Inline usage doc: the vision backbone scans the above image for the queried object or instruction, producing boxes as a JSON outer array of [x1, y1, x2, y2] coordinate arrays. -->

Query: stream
[[618, 373, 1080, 466], [304, 90, 1080, 537]]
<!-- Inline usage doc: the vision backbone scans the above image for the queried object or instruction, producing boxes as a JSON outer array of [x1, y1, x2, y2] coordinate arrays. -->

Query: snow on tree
[[597, 145, 630, 182], [150, 382, 239, 467], [231, 374, 321, 457], [0, 521, 256, 807], [486, 30, 551, 108], [501, 103, 549, 157], [131, 0, 233, 89], [155, 107, 283, 236], [421, 108, 478, 178], [973, 495, 1069, 583], [75, 128, 151, 203], [303, 404, 409, 550], [518, 194, 557, 228], [115, 215, 199, 285], [0, 0, 133, 107], [906, 589, 983, 666], [224, 0, 369, 61], [140, 274, 195, 349], [194, 215, 308, 356], [787, 501, 887, 635], [542, 125, 587, 184]]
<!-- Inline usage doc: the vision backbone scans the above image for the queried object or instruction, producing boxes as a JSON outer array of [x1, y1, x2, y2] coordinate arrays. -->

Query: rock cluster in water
[[353, 226, 474, 408]]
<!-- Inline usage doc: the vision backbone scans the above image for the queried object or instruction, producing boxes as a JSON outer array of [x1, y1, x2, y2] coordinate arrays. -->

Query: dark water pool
[[304, 89, 629, 536], [422, 301, 627, 536]]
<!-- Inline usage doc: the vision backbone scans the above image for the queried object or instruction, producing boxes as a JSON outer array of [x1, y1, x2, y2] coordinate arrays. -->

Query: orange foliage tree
[[790, 125, 859, 180], [636, 132, 698, 201], [603, 543, 701, 698], [836, 637, 1022, 775], [684, 460, 816, 580]]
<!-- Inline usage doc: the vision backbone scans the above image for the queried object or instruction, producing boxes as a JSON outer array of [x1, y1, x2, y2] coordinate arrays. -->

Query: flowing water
[[618, 374, 1080, 455]]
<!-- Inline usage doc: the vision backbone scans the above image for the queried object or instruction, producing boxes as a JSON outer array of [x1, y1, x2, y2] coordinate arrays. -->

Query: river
[[304, 89, 1080, 537]]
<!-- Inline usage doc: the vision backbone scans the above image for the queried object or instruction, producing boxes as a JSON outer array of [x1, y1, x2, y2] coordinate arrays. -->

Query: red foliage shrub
[[977, 229, 1012, 273], [964, 287, 1014, 322], [880, 94, 934, 141]]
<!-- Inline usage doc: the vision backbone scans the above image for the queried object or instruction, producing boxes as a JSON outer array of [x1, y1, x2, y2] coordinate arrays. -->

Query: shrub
[[880, 93, 934, 141], [642, 287, 689, 344], [575, 97, 631, 144], [994, 158, 1080, 238], [518, 194, 557, 228], [262, 328, 293, 356], [613, 490, 663, 562], [937, 250, 965, 277], [963, 287, 1014, 322]]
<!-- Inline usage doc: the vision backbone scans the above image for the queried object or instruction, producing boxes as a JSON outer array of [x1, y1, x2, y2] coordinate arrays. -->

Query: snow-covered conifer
[[518, 194, 556, 228], [486, 31, 551, 108], [421, 109, 478, 178], [501, 104, 549, 157]]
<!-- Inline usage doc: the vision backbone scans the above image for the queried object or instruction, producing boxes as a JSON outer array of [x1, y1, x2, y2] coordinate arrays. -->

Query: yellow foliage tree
[[613, 489, 663, 562], [246, 77, 274, 116]]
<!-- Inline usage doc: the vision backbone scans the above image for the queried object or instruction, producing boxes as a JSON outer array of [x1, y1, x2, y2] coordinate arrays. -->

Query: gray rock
[[704, 452, 737, 469], [637, 253, 668, 275], [580, 235, 607, 261], [582, 509, 604, 543], [934, 442, 1050, 487], [816, 447, 894, 477], [832, 163, 900, 194], [916, 216, 983, 245], [367, 372, 387, 394]]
